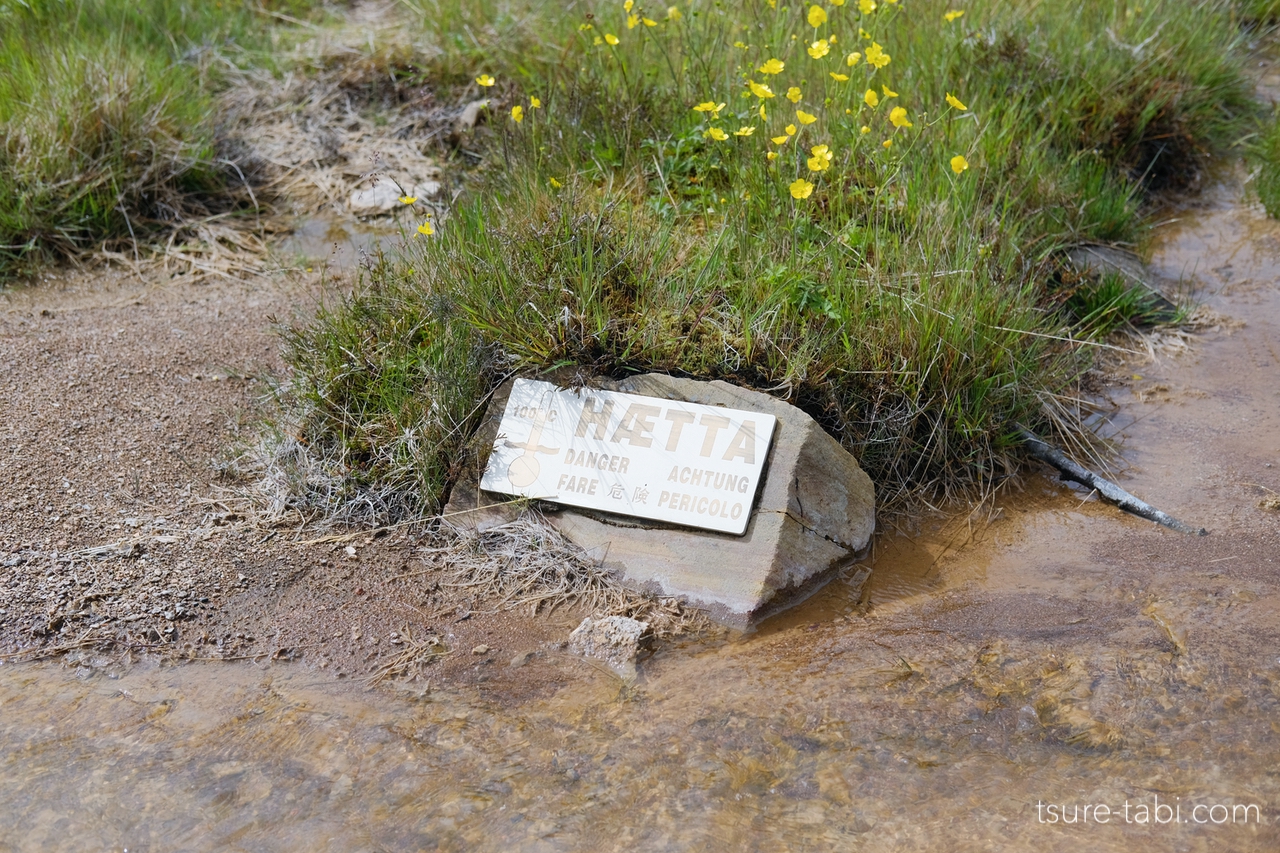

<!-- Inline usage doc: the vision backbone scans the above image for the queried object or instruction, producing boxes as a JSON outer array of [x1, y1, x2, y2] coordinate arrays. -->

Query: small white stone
[[348, 181, 401, 216], [568, 616, 649, 678]]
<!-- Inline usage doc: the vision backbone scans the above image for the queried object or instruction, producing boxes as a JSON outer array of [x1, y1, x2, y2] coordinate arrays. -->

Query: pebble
[[471, 644, 490, 655]]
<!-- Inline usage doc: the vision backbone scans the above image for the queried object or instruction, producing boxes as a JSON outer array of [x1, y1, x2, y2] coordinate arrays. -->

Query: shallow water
[[275, 211, 404, 273], [4, 176, 1280, 850]]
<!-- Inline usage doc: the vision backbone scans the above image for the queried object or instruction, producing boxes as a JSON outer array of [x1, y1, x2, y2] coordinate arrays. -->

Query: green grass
[[1238, 0, 1280, 23], [276, 0, 1261, 516], [0, 0, 321, 277], [1067, 272, 1180, 338], [1252, 105, 1280, 216]]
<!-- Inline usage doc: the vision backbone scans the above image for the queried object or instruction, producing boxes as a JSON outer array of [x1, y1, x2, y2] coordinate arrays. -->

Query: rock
[[454, 98, 490, 133], [471, 644, 490, 655], [347, 180, 439, 217], [568, 616, 649, 677], [348, 181, 401, 216], [413, 179, 442, 199], [447, 372, 875, 628]]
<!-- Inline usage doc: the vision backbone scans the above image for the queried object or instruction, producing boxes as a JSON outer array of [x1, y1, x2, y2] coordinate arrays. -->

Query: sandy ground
[[0, 265, 582, 700]]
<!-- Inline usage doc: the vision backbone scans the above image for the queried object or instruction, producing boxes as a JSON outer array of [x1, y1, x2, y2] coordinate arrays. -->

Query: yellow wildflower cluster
[[591, 0, 975, 202]]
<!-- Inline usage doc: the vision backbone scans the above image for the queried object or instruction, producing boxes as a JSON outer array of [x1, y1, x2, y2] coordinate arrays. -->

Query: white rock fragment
[[568, 615, 649, 678], [347, 181, 401, 216], [349, 179, 443, 216], [454, 98, 490, 133]]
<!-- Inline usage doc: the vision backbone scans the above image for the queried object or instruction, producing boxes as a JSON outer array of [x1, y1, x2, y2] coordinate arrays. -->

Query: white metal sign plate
[[480, 379, 776, 535]]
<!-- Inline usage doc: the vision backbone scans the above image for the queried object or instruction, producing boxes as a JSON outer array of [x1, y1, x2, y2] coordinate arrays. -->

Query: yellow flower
[[772, 134, 790, 144], [944, 9, 965, 22], [946, 92, 968, 110], [807, 143, 834, 172], [865, 41, 890, 68], [859, 124, 870, 134], [605, 32, 619, 45], [889, 106, 912, 127], [831, 0, 845, 5], [808, 39, 831, 59], [643, 18, 657, 26], [767, 151, 779, 160], [829, 34, 837, 44], [734, 40, 748, 48], [734, 126, 756, 136], [624, 0, 633, 11], [705, 127, 729, 140], [511, 105, 524, 123], [694, 100, 727, 117], [593, 35, 603, 45], [785, 123, 798, 135], [627, 14, 639, 28], [858, 0, 876, 13], [475, 74, 495, 87], [796, 110, 817, 124], [748, 80, 776, 99], [863, 89, 878, 107], [790, 178, 815, 199], [881, 84, 898, 98], [830, 72, 849, 81], [846, 51, 861, 66], [549, 177, 563, 188], [882, 139, 892, 149], [786, 86, 803, 103], [758, 58, 785, 75], [759, 103, 767, 119], [530, 96, 542, 108], [859, 27, 871, 39], [578, 22, 594, 30], [807, 5, 828, 27], [399, 195, 417, 204], [416, 220, 435, 236], [950, 154, 969, 174], [667, 5, 682, 20]]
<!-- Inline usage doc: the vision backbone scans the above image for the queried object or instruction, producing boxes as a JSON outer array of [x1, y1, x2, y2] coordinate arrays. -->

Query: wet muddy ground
[[3, 160, 1280, 853]]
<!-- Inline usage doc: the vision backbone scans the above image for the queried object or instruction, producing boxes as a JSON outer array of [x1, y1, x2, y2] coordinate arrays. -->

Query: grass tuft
[[279, 0, 1259, 515], [423, 513, 713, 637], [0, 0, 323, 278], [1251, 105, 1280, 217]]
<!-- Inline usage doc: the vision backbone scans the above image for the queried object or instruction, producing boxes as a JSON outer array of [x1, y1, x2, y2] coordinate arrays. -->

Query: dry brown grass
[[368, 625, 450, 684], [217, 5, 489, 224], [419, 513, 713, 639]]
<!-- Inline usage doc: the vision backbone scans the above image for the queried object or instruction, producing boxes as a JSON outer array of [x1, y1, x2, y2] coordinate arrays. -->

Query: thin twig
[[1021, 429, 1207, 535]]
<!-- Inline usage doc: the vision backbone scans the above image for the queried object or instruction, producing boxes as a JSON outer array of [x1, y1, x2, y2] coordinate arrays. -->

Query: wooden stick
[[1020, 430, 1208, 536]]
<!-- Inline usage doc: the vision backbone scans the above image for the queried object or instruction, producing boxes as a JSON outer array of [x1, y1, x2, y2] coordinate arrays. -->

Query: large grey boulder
[[445, 373, 875, 628]]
